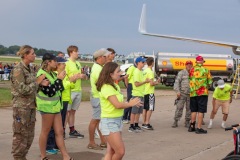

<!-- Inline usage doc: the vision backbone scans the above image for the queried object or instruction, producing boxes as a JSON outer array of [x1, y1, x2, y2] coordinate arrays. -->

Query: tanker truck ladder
[[232, 61, 240, 99]]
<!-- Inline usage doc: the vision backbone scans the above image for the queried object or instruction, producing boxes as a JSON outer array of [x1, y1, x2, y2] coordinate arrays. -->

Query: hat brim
[[218, 84, 225, 88], [196, 60, 205, 63]]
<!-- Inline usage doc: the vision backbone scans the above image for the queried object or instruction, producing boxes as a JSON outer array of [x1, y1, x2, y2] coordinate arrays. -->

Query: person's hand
[[123, 74, 129, 79], [177, 93, 181, 99], [78, 73, 86, 79], [230, 97, 232, 103], [129, 97, 143, 108], [69, 74, 77, 82], [57, 70, 66, 80], [154, 79, 160, 85], [36, 74, 47, 85], [145, 78, 150, 83], [41, 79, 50, 86]]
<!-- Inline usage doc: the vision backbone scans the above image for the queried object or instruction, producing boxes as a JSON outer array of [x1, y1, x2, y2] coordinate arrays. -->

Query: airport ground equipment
[[122, 52, 238, 90], [232, 59, 240, 99], [223, 124, 240, 159]]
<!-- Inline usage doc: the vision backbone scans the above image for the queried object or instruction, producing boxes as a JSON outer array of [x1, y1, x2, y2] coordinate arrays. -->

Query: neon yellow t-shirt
[[144, 68, 154, 94], [90, 63, 103, 98], [99, 84, 124, 118], [65, 59, 82, 92], [127, 65, 135, 84], [132, 68, 145, 97], [213, 84, 232, 100]]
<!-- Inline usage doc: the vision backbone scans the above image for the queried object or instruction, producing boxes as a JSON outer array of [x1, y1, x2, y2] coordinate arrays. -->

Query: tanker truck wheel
[[210, 78, 221, 91]]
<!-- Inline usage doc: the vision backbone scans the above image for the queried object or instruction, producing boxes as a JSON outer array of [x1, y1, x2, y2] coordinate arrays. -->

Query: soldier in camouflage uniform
[[172, 60, 193, 128], [11, 45, 48, 160]]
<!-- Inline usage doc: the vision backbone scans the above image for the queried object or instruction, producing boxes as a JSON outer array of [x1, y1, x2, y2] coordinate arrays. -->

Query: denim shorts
[[100, 117, 123, 136]]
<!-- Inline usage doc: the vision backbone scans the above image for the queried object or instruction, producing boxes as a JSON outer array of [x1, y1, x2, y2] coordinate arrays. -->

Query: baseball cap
[[42, 53, 56, 61], [93, 48, 111, 59], [217, 79, 225, 88], [185, 60, 193, 65], [196, 56, 204, 62], [135, 56, 146, 64], [56, 57, 67, 63]]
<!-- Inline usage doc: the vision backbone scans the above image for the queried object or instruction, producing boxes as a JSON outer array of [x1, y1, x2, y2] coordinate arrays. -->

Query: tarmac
[[0, 89, 240, 160]]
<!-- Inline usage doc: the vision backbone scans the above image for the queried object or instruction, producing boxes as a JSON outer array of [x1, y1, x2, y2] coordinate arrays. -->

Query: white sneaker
[[122, 120, 129, 124], [221, 123, 226, 129], [207, 123, 212, 129]]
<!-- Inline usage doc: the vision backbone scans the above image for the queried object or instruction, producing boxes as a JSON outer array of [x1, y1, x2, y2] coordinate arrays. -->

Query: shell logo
[[227, 63, 232, 68], [162, 61, 167, 66]]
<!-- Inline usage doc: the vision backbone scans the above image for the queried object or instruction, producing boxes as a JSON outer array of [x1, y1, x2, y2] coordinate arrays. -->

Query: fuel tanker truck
[[122, 52, 239, 90]]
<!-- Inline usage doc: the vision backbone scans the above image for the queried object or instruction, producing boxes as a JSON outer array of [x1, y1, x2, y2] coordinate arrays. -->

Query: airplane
[[138, 4, 240, 55]]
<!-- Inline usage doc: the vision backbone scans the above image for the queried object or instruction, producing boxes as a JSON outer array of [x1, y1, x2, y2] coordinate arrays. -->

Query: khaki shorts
[[90, 97, 101, 120], [68, 92, 82, 111], [215, 99, 230, 114]]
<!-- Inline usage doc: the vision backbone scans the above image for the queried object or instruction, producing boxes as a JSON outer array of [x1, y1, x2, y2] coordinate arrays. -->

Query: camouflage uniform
[[10, 61, 38, 160], [173, 69, 191, 125]]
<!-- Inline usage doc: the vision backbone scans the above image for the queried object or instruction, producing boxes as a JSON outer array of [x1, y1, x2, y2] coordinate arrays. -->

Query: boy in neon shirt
[[128, 56, 150, 132]]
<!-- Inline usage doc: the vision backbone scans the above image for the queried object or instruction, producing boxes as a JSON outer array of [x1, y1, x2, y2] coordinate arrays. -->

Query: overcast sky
[[0, 0, 240, 56]]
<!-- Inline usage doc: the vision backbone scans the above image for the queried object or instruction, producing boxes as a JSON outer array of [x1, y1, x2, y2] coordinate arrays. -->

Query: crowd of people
[[10, 45, 233, 160], [0, 62, 16, 80], [0, 61, 40, 81]]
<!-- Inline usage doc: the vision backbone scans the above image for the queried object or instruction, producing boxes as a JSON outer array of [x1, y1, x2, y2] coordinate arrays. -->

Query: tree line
[[0, 44, 59, 56]]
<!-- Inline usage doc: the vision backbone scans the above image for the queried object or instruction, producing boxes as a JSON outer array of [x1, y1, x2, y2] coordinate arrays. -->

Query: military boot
[[185, 121, 190, 128], [172, 120, 178, 128], [188, 121, 196, 132]]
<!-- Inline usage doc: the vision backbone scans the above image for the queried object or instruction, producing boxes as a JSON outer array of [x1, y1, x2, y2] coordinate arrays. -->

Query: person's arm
[[230, 90, 233, 103], [124, 75, 129, 88], [41, 79, 64, 97], [135, 80, 149, 87], [108, 95, 142, 109], [173, 71, 182, 98], [11, 67, 38, 95], [40, 71, 65, 97], [207, 70, 213, 88]]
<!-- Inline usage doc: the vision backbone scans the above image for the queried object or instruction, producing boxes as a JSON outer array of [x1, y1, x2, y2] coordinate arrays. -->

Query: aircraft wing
[[139, 4, 240, 55]]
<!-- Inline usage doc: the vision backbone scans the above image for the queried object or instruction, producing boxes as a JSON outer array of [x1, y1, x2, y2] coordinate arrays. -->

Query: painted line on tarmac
[[182, 139, 233, 160]]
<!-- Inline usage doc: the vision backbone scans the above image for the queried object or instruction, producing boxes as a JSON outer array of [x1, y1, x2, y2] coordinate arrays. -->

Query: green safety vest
[[36, 69, 62, 113]]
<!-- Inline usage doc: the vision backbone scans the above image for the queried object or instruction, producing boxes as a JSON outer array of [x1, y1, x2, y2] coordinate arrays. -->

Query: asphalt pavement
[[0, 89, 239, 160]]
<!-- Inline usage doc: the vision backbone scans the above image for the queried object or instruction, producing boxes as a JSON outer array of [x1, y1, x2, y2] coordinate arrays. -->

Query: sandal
[[100, 143, 107, 148], [87, 144, 103, 150], [42, 157, 49, 160], [69, 158, 74, 160]]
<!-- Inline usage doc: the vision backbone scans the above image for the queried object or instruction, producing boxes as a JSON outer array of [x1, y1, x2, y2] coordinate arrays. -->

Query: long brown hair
[[96, 62, 119, 91]]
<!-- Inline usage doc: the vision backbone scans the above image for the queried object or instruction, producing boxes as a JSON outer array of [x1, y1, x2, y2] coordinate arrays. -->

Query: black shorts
[[144, 94, 155, 111], [190, 96, 208, 113]]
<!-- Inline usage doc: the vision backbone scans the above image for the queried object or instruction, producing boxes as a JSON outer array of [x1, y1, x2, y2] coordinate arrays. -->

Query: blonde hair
[[16, 45, 33, 58], [41, 60, 50, 70]]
